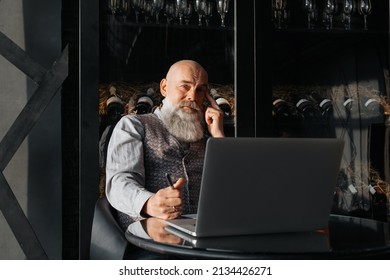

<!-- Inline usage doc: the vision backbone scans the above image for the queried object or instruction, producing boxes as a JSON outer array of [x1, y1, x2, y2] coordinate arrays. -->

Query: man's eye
[[197, 88, 208, 94]]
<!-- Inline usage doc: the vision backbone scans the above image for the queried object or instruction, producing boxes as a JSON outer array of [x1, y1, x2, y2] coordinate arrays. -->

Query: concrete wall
[[0, 0, 62, 259]]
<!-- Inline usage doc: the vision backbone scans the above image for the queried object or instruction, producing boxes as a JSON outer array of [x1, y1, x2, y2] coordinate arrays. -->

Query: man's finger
[[172, 177, 185, 189], [205, 92, 221, 110]]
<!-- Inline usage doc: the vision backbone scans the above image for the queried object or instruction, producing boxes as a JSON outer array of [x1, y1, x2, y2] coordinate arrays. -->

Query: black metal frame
[[235, 0, 273, 137], [234, 0, 255, 136], [61, 0, 99, 260], [79, 0, 100, 260], [0, 31, 68, 260]]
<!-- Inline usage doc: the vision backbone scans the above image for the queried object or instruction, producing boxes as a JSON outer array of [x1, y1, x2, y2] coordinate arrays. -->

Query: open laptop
[[165, 137, 344, 237]]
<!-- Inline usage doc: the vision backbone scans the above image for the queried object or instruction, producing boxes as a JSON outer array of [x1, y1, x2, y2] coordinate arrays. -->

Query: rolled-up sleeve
[[105, 115, 154, 218]]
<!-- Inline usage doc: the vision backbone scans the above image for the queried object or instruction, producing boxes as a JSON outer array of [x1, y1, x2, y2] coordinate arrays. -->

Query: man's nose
[[186, 88, 196, 101]]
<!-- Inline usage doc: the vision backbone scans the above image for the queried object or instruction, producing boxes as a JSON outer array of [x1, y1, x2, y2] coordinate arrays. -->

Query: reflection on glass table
[[125, 215, 390, 259]]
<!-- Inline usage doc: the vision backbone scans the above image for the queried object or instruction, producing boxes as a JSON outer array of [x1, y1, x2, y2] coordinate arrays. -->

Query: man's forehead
[[178, 75, 208, 85], [178, 68, 208, 83], [168, 61, 207, 79]]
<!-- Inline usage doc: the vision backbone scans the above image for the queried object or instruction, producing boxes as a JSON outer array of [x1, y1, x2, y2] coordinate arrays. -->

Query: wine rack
[[270, 1, 390, 221]]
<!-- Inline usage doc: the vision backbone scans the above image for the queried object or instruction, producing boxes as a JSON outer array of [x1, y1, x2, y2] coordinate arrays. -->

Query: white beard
[[160, 99, 205, 142]]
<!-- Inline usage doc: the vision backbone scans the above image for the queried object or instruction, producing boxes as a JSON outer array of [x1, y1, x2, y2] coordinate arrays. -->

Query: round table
[[124, 214, 390, 259]]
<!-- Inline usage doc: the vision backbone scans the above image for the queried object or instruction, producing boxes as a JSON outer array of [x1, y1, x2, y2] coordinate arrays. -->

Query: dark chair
[[89, 196, 128, 260]]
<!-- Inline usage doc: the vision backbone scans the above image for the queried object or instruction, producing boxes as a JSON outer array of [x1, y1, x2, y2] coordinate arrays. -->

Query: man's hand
[[205, 93, 225, 137], [142, 177, 184, 220], [143, 218, 182, 244]]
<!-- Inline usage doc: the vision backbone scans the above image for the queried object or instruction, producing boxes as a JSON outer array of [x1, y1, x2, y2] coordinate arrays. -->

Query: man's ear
[[160, 79, 167, 97]]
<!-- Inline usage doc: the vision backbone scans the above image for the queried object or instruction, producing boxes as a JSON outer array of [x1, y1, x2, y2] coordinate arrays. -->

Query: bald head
[[166, 60, 208, 83], [160, 60, 209, 109]]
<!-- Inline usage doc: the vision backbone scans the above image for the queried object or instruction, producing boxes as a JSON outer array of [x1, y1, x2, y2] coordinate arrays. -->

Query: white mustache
[[179, 101, 200, 111]]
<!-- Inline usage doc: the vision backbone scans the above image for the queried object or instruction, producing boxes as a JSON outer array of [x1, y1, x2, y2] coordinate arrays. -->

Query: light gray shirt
[[105, 111, 163, 219]]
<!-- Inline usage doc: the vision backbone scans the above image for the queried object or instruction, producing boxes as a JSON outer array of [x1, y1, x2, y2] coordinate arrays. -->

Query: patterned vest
[[137, 114, 206, 214]]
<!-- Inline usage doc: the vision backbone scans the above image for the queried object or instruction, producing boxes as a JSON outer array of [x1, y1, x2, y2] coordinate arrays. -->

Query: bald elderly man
[[105, 60, 225, 230]]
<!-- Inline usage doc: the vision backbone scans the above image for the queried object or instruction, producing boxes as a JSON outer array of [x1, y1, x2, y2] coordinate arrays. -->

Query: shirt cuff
[[134, 190, 154, 218]]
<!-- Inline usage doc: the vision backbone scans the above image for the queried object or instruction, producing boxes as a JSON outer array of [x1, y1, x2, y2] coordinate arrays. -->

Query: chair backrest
[[89, 196, 128, 260]]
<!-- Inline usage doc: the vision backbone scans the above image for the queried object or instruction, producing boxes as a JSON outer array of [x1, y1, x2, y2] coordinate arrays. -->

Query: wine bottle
[[210, 88, 232, 118], [106, 86, 125, 124], [369, 181, 388, 222], [343, 96, 354, 111], [273, 97, 289, 117], [311, 91, 333, 116], [135, 88, 154, 114], [361, 96, 384, 115], [272, 95, 304, 137], [348, 183, 358, 195], [293, 95, 320, 119]]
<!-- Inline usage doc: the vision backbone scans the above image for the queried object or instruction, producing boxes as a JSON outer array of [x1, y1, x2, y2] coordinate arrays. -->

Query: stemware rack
[[106, 0, 233, 29], [272, 0, 385, 32]]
